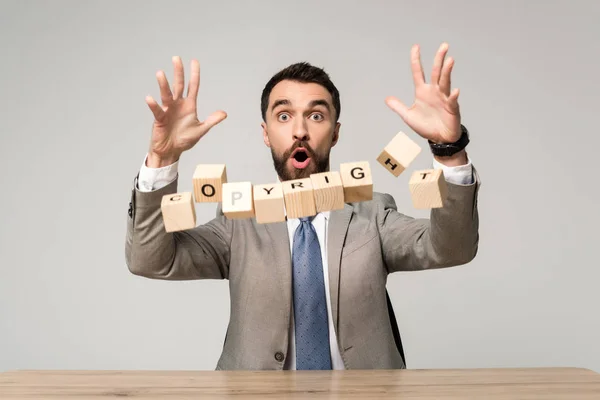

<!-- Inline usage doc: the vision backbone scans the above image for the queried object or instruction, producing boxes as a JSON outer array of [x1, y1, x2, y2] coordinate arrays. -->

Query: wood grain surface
[[1, 367, 599, 399]]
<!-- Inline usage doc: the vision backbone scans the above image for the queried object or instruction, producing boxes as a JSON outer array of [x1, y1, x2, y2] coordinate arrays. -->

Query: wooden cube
[[222, 182, 255, 219], [340, 161, 373, 203], [253, 183, 285, 224], [409, 169, 448, 209], [282, 178, 316, 219], [161, 192, 196, 232], [377, 132, 422, 177], [310, 171, 345, 212], [193, 164, 227, 202]]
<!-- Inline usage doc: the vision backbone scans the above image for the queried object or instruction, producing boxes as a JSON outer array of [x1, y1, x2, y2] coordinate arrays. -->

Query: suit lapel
[[263, 205, 353, 340], [264, 221, 292, 320], [327, 203, 354, 334]]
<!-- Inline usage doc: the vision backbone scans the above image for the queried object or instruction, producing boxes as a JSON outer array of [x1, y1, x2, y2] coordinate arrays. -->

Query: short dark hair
[[261, 62, 341, 122]]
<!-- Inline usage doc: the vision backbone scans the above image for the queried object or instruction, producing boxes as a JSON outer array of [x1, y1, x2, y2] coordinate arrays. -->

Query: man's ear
[[331, 122, 341, 147], [261, 121, 271, 148]]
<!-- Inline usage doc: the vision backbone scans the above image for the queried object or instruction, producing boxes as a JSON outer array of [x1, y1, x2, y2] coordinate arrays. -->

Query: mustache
[[283, 140, 315, 159]]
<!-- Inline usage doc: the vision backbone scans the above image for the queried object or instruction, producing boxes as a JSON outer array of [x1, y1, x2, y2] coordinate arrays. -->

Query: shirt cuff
[[432, 156, 474, 185], [136, 153, 179, 192]]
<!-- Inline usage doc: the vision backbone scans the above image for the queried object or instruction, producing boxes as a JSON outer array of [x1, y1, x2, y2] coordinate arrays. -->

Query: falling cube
[[193, 164, 227, 202], [282, 178, 316, 219], [377, 132, 422, 177], [340, 161, 373, 203], [253, 183, 285, 224], [310, 171, 345, 212], [222, 182, 255, 219], [409, 169, 448, 209], [161, 192, 196, 232]]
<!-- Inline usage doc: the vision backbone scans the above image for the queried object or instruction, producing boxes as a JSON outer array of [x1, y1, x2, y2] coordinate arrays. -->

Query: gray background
[[1, 0, 598, 372]]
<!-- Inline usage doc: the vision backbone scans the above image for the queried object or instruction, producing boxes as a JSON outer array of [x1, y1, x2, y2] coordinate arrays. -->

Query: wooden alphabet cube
[[253, 183, 285, 224], [222, 182, 255, 219], [282, 178, 316, 219], [340, 161, 373, 203], [310, 171, 345, 212], [377, 131, 422, 177], [161, 192, 196, 232], [193, 164, 227, 202], [409, 169, 448, 209]]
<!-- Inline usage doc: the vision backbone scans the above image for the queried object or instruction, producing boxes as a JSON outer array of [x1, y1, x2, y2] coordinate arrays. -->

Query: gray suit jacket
[[125, 168, 480, 370]]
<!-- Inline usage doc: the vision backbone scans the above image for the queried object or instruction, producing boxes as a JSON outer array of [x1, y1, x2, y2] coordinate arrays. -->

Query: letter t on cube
[[409, 169, 448, 208]]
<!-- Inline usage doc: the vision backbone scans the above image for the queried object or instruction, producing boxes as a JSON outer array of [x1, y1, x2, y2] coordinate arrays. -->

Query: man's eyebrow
[[270, 98, 332, 114], [308, 99, 332, 113], [270, 99, 291, 112]]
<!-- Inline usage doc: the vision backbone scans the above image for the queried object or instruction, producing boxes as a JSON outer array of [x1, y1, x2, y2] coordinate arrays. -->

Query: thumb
[[202, 110, 228, 131], [385, 96, 410, 122], [448, 88, 460, 112]]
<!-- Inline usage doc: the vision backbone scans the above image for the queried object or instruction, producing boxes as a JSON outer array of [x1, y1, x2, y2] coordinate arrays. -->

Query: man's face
[[261, 80, 340, 181]]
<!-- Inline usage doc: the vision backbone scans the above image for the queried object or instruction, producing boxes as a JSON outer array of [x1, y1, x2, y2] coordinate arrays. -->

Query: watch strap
[[428, 124, 470, 157]]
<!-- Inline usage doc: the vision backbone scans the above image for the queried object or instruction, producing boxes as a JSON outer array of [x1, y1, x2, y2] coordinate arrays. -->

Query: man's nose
[[293, 119, 309, 142]]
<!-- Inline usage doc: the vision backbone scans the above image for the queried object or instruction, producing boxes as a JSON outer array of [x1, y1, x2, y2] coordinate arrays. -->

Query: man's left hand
[[385, 42, 462, 145]]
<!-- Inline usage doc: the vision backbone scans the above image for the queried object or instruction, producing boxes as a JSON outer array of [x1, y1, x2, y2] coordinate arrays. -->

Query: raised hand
[[145, 56, 227, 168], [385, 43, 461, 144]]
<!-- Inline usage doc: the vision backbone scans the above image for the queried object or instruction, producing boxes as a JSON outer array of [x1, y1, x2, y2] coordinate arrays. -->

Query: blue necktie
[[292, 216, 332, 370]]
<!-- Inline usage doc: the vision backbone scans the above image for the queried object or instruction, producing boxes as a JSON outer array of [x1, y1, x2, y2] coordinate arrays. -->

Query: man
[[125, 42, 480, 370]]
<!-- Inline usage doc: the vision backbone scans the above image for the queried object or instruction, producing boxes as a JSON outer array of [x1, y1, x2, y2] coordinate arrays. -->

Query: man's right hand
[[145, 56, 227, 168]]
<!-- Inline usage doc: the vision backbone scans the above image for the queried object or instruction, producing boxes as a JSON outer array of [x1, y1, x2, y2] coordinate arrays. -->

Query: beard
[[271, 140, 330, 182]]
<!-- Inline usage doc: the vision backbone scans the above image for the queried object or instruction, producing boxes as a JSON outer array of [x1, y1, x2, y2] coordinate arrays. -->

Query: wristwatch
[[428, 124, 470, 157]]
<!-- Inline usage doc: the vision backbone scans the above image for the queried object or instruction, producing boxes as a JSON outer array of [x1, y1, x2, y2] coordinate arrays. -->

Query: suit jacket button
[[274, 352, 284, 362]]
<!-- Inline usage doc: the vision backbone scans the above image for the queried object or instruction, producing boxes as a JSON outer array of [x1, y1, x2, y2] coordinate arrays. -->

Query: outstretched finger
[[187, 59, 200, 100], [145, 95, 165, 121], [439, 57, 454, 96], [431, 43, 448, 85], [156, 70, 173, 107], [172, 56, 185, 100], [410, 44, 426, 87]]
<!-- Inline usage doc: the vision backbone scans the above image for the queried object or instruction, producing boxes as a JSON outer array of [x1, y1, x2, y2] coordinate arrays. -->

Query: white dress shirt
[[136, 153, 474, 369]]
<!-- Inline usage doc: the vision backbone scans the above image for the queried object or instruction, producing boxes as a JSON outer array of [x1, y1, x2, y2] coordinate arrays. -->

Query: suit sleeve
[[377, 166, 481, 273], [124, 173, 232, 280]]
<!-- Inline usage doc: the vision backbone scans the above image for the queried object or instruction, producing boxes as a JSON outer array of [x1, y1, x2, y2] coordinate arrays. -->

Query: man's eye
[[278, 113, 289, 122], [310, 113, 324, 121]]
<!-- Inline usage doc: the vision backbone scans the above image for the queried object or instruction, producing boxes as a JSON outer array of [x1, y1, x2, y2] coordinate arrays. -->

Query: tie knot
[[299, 216, 314, 223]]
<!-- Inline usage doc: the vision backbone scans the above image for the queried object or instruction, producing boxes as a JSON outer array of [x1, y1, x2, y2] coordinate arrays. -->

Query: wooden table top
[[0, 367, 599, 399]]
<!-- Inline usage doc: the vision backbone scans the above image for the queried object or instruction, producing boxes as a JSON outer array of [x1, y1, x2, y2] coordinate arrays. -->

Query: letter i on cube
[[310, 171, 345, 212]]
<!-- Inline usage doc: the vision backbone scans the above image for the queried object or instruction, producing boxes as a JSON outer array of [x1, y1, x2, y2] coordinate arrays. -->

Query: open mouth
[[293, 149, 308, 162], [291, 148, 311, 169]]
